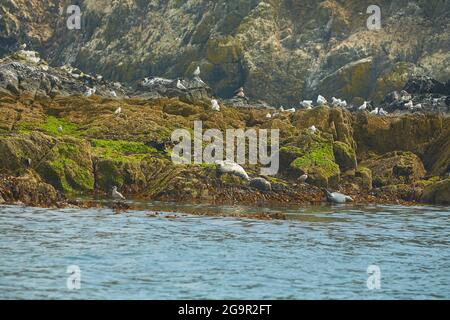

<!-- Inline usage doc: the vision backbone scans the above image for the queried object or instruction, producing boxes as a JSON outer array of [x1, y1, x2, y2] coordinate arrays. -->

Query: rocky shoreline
[[0, 51, 449, 215]]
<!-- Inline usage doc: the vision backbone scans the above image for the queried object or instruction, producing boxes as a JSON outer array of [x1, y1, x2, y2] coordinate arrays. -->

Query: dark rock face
[[379, 76, 450, 114], [403, 76, 449, 95], [135, 77, 213, 104], [2, 1, 450, 105]]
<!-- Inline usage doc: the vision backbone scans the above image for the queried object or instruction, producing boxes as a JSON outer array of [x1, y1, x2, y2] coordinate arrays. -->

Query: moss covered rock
[[333, 141, 357, 171], [421, 179, 450, 205], [355, 166, 373, 190], [361, 151, 426, 187], [36, 137, 94, 194], [289, 133, 340, 188]]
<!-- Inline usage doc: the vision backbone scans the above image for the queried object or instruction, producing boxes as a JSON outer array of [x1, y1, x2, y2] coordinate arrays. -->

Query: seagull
[[19, 43, 27, 50], [309, 125, 317, 133], [317, 95, 327, 106], [211, 99, 220, 111], [142, 77, 151, 86], [286, 108, 296, 113], [370, 108, 379, 115], [298, 173, 308, 183], [113, 82, 122, 89], [266, 113, 272, 119], [404, 101, 414, 110], [177, 79, 187, 90], [193, 66, 201, 77], [235, 87, 245, 98], [114, 107, 122, 115], [110, 90, 117, 98], [112, 186, 126, 200], [323, 189, 354, 203], [84, 87, 96, 97], [378, 108, 388, 116], [279, 106, 284, 112], [338, 99, 348, 108], [331, 97, 340, 107], [359, 101, 368, 111], [414, 103, 423, 110], [301, 100, 313, 109], [57, 125, 63, 133]]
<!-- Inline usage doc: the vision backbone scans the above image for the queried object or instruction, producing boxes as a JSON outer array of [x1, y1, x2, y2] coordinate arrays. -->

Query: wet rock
[[288, 133, 341, 188], [333, 141, 357, 171], [361, 151, 426, 187], [136, 76, 213, 105], [403, 76, 448, 95], [421, 179, 450, 205], [355, 167, 373, 190], [0, 172, 60, 207]]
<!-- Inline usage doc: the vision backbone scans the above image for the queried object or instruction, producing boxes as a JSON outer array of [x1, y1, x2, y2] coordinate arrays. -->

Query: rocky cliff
[[0, 50, 449, 207], [1, 0, 450, 105]]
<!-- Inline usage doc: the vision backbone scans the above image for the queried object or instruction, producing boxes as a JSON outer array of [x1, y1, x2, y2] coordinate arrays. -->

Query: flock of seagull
[[80, 65, 399, 120]]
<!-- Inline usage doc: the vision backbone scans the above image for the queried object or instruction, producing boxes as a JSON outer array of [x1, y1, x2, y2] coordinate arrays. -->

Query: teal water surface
[[0, 203, 449, 299]]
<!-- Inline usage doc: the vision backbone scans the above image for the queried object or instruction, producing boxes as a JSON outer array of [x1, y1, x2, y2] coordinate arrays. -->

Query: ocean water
[[0, 203, 449, 300]]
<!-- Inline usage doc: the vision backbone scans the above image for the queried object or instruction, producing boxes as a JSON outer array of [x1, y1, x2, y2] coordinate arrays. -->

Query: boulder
[[333, 141, 357, 171], [288, 133, 340, 188], [361, 151, 426, 187]]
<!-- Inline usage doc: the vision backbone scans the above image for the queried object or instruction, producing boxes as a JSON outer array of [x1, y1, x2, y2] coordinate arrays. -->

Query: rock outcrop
[[0, 41, 449, 207]]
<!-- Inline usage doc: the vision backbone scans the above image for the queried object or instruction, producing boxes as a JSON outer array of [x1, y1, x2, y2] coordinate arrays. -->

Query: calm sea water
[[0, 202, 449, 300]]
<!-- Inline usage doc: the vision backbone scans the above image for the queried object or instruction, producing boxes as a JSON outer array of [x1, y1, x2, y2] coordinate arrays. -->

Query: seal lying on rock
[[249, 177, 272, 191], [323, 189, 353, 203], [215, 160, 250, 181]]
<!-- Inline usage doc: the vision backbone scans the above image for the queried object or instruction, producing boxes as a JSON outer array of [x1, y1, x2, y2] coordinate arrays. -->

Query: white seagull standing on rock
[[177, 79, 187, 90], [338, 99, 348, 108], [309, 125, 318, 133], [331, 97, 340, 107], [378, 108, 388, 116], [317, 95, 327, 106], [286, 108, 296, 113], [114, 107, 122, 115], [110, 90, 117, 98], [404, 101, 414, 110], [112, 186, 126, 200], [298, 173, 308, 183], [193, 66, 201, 77], [266, 113, 272, 119], [235, 87, 245, 98], [370, 107, 379, 115], [84, 87, 96, 97], [211, 99, 220, 112], [301, 100, 313, 109], [359, 101, 368, 111], [279, 106, 284, 112]]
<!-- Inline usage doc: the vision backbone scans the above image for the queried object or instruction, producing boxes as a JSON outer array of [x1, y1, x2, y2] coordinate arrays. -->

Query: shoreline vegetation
[[0, 51, 449, 219]]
